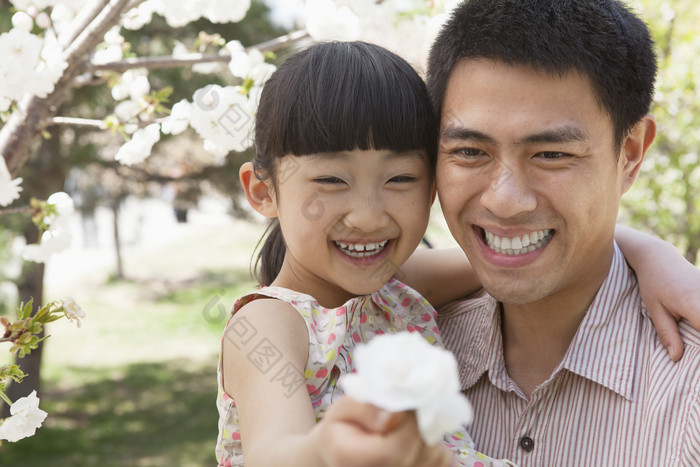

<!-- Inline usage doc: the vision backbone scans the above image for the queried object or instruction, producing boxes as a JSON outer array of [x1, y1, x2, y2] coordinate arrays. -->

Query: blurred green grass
[[0, 218, 262, 466]]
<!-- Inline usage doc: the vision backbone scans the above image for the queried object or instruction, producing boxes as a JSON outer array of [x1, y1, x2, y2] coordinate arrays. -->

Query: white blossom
[[11, 11, 34, 32], [111, 69, 149, 102], [304, 0, 361, 41], [202, 0, 251, 24], [0, 96, 10, 112], [35, 12, 51, 29], [0, 27, 67, 104], [45, 191, 75, 230], [62, 297, 86, 328], [189, 84, 254, 156], [0, 156, 23, 207], [161, 99, 192, 135], [226, 41, 276, 83], [0, 391, 48, 442], [114, 123, 161, 166], [114, 99, 141, 122], [120, 0, 157, 30], [22, 229, 73, 263], [341, 332, 473, 445]]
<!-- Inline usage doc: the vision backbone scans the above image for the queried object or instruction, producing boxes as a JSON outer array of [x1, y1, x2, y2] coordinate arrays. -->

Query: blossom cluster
[[341, 332, 473, 445], [0, 298, 85, 442], [121, 0, 252, 29], [21, 192, 75, 263]]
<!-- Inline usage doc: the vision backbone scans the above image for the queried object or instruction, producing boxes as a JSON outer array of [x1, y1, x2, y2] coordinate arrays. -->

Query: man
[[426, 0, 700, 465]]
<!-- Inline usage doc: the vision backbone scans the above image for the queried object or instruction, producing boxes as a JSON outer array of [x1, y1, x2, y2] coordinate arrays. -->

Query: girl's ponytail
[[254, 219, 286, 286]]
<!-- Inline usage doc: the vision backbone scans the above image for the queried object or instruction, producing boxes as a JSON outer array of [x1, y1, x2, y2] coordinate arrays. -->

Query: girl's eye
[[388, 175, 417, 183], [314, 176, 344, 184]]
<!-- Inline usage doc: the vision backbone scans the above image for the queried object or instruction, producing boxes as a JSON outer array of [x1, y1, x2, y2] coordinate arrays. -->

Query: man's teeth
[[484, 229, 553, 256], [334, 240, 388, 258]]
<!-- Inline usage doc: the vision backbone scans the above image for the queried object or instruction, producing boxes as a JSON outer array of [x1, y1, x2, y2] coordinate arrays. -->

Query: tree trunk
[[111, 197, 124, 279], [1, 126, 66, 418]]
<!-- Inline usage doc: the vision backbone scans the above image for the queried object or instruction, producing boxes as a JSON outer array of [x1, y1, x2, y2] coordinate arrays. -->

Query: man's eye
[[452, 147, 487, 158], [538, 151, 571, 159]]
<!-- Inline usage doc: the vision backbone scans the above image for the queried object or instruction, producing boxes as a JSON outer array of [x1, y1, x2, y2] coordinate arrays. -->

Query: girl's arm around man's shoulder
[[398, 247, 482, 309]]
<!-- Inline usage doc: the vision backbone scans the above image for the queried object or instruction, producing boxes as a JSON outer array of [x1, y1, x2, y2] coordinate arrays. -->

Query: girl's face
[[270, 149, 435, 308]]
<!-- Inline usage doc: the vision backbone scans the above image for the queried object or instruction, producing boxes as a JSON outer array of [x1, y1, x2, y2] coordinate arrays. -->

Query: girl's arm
[[222, 299, 320, 466], [615, 225, 700, 362], [222, 300, 453, 467]]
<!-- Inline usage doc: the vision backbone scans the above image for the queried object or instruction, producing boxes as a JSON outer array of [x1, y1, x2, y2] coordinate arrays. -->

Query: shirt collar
[[461, 243, 642, 401]]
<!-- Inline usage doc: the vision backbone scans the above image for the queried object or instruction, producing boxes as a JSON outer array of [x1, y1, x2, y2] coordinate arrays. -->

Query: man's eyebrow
[[440, 125, 496, 144], [517, 126, 589, 145], [440, 124, 589, 145]]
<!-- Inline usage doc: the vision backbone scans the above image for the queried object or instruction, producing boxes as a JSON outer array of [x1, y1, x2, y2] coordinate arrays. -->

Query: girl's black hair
[[251, 41, 438, 285]]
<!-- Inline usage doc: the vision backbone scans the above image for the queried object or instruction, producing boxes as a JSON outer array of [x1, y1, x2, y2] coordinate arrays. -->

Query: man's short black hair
[[427, 0, 657, 148]]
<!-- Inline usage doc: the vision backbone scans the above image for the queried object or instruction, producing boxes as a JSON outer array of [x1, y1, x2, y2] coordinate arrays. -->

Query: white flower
[[203, 0, 250, 23], [120, 0, 157, 30], [46, 191, 75, 229], [304, 0, 360, 41], [341, 332, 473, 445], [62, 297, 85, 327], [111, 69, 148, 102], [0, 391, 48, 442], [35, 12, 51, 30], [114, 123, 161, 166], [161, 99, 192, 135], [22, 229, 72, 263], [0, 156, 22, 207], [11, 11, 34, 32], [189, 84, 254, 155], [0, 95, 10, 112], [114, 99, 141, 122], [226, 41, 276, 83]]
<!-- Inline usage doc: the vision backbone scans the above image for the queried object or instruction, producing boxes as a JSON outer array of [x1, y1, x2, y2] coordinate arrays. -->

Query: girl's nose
[[340, 192, 391, 235]]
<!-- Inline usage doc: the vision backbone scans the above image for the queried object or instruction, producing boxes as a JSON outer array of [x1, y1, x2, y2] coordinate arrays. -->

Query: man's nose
[[479, 160, 537, 219]]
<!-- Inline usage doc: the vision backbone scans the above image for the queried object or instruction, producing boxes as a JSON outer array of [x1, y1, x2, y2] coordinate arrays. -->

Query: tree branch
[[0, 0, 133, 176], [59, 0, 111, 48], [88, 29, 311, 73], [48, 117, 107, 129]]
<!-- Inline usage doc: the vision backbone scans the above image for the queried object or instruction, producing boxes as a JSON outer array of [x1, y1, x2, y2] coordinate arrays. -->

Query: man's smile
[[482, 228, 554, 256]]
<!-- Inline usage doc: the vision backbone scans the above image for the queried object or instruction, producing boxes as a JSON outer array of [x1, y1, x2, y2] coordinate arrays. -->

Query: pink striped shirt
[[437, 244, 700, 466]]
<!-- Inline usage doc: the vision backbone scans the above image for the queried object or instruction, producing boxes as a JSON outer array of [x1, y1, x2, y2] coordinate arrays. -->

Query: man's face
[[437, 59, 642, 307]]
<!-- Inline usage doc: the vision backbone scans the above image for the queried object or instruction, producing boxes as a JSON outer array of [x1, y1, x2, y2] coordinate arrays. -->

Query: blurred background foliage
[[623, 0, 700, 264]]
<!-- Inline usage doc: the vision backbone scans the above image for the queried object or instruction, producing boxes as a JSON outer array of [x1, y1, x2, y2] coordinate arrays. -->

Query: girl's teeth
[[334, 240, 388, 257], [484, 229, 553, 256]]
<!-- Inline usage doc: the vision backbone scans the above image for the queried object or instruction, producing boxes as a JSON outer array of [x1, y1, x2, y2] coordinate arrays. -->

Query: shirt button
[[519, 436, 535, 452]]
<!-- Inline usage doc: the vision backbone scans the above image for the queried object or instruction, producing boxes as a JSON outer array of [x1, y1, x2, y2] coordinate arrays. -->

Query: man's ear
[[620, 114, 656, 194], [239, 162, 277, 218]]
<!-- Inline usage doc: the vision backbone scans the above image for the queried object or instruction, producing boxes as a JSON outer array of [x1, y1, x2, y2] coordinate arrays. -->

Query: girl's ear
[[239, 162, 277, 218]]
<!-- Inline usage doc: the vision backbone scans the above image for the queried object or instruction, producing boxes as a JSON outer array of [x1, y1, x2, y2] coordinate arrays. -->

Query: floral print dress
[[215, 278, 515, 467]]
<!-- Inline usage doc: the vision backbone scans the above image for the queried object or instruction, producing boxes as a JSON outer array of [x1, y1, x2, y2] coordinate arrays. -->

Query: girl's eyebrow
[[306, 150, 425, 161]]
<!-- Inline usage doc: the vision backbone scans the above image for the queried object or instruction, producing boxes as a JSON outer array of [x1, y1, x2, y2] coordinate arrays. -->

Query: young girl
[[217, 41, 700, 467]]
